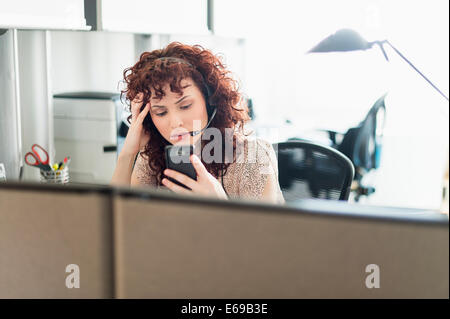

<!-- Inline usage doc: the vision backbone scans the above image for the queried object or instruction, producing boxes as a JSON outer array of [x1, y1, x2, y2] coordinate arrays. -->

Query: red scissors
[[25, 144, 52, 171]]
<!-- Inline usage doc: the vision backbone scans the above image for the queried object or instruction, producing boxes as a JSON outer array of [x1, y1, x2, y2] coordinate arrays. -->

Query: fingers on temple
[[131, 93, 144, 119]]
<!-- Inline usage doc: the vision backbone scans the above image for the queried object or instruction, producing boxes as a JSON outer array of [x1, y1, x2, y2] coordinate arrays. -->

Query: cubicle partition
[[0, 183, 114, 298], [0, 182, 448, 298], [113, 190, 449, 299]]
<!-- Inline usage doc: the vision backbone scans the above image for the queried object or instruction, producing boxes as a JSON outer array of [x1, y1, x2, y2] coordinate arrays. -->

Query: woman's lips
[[170, 131, 190, 141]]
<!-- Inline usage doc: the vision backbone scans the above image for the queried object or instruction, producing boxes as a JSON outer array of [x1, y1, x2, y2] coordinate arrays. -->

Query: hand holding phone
[[164, 145, 197, 189]]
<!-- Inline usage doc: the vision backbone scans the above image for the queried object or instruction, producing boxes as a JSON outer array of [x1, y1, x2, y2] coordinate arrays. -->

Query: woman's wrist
[[111, 151, 138, 186], [119, 149, 138, 161]]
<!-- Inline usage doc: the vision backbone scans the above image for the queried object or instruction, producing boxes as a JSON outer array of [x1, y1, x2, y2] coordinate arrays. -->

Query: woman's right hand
[[121, 93, 151, 157]]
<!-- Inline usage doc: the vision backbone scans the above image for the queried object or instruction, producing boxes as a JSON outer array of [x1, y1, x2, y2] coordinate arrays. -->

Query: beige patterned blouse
[[133, 134, 285, 204]]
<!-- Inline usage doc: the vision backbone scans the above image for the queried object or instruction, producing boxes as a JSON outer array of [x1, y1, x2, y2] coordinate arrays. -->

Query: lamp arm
[[384, 40, 449, 101], [371, 40, 389, 61]]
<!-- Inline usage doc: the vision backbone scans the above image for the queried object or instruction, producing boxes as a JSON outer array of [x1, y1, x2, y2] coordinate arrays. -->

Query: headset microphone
[[189, 108, 217, 137]]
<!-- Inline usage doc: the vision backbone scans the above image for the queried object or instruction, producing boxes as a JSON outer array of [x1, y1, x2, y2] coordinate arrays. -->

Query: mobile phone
[[164, 145, 197, 189]]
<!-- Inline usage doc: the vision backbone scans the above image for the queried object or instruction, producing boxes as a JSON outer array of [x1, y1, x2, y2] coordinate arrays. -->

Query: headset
[[156, 57, 217, 137]]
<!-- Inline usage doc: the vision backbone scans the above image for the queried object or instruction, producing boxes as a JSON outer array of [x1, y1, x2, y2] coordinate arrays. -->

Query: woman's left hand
[[162, 154, 228, 200]]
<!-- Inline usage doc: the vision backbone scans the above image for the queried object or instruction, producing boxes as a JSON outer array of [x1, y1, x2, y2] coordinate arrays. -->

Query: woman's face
[[150, 78, 208, 146]]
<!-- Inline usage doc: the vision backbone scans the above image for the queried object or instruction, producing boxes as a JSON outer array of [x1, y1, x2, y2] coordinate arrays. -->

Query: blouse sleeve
[[237, 138, 284, 203], [133, 152, 157, 186]]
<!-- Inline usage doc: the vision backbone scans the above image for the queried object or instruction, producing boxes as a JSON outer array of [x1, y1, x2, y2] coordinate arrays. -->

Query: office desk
[[0, 182, 448, 298]]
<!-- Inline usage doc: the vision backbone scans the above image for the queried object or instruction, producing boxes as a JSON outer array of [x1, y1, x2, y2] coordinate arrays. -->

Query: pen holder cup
[[40, 167, 69, 184]]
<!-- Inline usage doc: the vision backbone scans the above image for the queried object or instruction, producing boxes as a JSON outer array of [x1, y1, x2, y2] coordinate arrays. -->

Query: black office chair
[[274, 141, 355, 201], [324, 93, 387, 201]]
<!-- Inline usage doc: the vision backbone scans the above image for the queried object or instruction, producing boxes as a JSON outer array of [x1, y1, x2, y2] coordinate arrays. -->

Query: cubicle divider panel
[[0, 183, 447, 299], [0, 185, 114, 298], [113, 194, 448, 299]]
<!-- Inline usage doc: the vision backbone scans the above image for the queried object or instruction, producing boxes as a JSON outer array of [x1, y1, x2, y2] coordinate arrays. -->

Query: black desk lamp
[[308, 29, 449, 101]]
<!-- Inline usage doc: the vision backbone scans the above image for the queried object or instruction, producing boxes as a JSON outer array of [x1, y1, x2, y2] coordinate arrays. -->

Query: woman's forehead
[[150, 78, 196, 101]]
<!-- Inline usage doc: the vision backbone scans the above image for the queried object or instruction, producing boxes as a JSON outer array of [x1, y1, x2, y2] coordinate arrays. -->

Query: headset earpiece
[[202, 82, 216, 120]]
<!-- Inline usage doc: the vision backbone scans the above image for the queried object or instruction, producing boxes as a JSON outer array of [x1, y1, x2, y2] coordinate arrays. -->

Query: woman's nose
[[169, 113, 184, 129]]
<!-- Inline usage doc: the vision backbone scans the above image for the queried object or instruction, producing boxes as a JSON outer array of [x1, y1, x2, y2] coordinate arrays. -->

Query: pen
[[59, 156, 71, 170]]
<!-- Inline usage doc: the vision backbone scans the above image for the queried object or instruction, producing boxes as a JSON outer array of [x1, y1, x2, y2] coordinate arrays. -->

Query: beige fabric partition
[[0, 183, 448, 298], [0, 184, 113, 298], [113, 194, 449, 299]]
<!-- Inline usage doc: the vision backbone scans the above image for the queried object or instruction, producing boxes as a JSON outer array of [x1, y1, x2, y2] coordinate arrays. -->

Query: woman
[[111, 42, 284, 204]]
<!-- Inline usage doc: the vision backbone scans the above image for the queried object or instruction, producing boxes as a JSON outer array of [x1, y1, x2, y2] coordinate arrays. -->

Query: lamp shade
[[308, 29, 373, 53], [307, 28, 448, 101]]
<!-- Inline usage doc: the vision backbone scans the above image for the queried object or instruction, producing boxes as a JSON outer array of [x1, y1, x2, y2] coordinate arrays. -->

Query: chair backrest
[[274, 140, 355, 201], [338, 94, 387, 173]]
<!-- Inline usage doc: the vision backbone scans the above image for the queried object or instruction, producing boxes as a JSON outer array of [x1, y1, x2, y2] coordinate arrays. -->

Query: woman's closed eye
[[180, 103, 192, 110], [154, 110, 167, 117], [153, 104, 192, 117]]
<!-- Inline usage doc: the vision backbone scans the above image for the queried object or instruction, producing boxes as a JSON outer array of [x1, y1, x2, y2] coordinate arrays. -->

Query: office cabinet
[[53, 92, 119, 184], [0, 30, 21, 181], [87, 0, 208, 35], [0, 0, 89, 30]]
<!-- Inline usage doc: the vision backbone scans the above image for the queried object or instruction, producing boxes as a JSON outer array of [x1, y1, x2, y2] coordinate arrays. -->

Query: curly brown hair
[[121, 42, 250, 185]]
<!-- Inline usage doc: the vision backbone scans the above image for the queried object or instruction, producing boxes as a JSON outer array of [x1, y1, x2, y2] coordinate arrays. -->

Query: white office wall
[[51, 31, 136, 94], [164, 34, 246, 94], [50, 30, 245, 99]]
